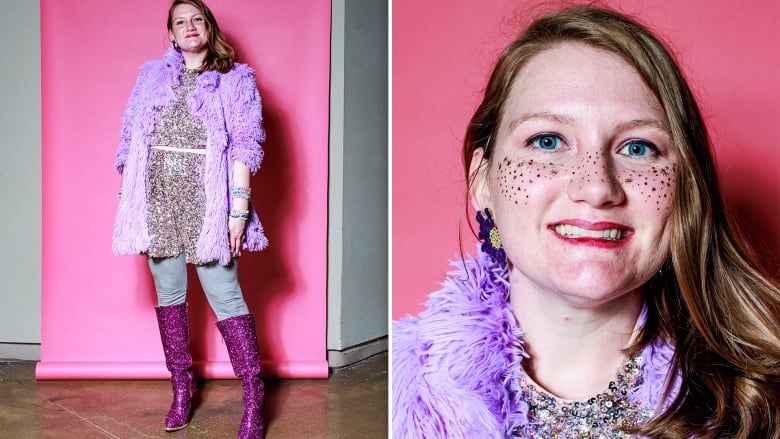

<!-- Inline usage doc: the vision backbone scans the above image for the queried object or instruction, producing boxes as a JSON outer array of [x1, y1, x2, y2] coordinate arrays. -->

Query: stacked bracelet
[[229, 209, 250, 220], [231, 186, 252, 200]]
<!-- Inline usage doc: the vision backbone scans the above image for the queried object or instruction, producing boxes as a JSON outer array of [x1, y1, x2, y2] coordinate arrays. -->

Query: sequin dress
[[146, 68, 209, 264], [512, 356, 652, 438]]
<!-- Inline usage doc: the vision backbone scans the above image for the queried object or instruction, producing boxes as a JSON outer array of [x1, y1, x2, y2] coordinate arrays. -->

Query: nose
[[566, 150, 625, 208]]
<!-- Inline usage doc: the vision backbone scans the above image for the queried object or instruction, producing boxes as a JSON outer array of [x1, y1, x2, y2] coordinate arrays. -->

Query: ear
[[169, 30, 175, 44], [468, 147, 492, 212]]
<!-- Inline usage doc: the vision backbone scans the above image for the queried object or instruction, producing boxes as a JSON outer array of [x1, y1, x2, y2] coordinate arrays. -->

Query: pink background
[[392, 0, 780, 318], [38, 0, 331, 379]]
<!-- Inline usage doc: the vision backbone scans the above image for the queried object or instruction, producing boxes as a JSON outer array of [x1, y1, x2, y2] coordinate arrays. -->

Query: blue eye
[[530, 135, 560, 150], [621, 140, 656, 157], [194, 17, 203, 22]]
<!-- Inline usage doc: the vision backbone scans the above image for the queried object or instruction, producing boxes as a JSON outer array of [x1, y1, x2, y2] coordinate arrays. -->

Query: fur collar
[[392, 249, 678, 438]]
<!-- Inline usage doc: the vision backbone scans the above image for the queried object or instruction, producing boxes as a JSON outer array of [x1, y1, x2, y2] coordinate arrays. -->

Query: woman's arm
[[224, 65, 265, 256], [229, 160, 251, 257]]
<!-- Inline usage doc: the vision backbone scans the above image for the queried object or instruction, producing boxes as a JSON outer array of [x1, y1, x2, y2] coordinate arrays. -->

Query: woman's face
[[169, 3, 208, 55], [473, 42, 676, 306]]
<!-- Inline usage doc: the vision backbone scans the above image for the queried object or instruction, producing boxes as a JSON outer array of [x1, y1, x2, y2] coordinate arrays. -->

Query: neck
[[509, 270, 644, 400], [181, 50, 207, 69]]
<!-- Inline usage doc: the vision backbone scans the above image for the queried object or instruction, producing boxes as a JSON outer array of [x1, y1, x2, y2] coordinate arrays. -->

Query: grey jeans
[[147, 254, 250, 320]]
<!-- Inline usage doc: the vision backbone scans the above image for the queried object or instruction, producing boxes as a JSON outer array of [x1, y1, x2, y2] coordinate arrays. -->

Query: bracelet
[[231, 186, 252, 200], [229, 209, 250, 220]]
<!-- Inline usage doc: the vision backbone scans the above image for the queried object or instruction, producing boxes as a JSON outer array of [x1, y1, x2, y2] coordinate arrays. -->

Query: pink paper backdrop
[[392, 0, 780, 318], [38, 0, 331, 379]]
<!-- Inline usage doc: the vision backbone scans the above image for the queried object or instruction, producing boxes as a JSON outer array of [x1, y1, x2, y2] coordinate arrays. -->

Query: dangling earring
[[476, 208, 507, 267], [172, 40, 179, 50]]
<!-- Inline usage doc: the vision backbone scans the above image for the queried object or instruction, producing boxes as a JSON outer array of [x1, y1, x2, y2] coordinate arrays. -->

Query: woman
[[112, 0, 267, 437], [393, 5, 780, 439]]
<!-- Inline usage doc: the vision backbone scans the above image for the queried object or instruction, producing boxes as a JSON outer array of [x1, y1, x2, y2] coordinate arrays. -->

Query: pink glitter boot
[[156, 303, 196, 431], [217, 314, 264, 439]]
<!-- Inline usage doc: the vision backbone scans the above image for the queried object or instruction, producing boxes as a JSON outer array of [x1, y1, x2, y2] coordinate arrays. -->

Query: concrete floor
[[0, 354, 387, 439]]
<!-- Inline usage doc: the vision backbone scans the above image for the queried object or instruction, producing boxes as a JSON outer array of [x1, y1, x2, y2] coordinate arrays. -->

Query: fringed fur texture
[[392, 250, 678, 438], [113, 48, 268, 264], [393, 251, 527, 438]]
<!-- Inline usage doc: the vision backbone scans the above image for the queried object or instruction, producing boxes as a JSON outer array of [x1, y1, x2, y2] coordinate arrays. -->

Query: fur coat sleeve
[[392, 252, 529, 438]]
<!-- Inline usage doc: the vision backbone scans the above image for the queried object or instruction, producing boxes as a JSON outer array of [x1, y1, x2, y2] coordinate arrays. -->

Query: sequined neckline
[[513, 355, 652, 438]]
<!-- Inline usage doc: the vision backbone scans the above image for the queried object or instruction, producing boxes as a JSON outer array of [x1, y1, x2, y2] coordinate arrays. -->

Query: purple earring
[[476, 208, 507, 267]]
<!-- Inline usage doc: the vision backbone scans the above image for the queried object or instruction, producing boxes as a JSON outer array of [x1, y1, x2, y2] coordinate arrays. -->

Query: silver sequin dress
[[146, 68, 209, 264]]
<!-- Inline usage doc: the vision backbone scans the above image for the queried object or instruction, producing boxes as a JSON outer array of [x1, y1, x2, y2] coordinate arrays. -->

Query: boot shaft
[[216, 313, 262, 379], [155, 303, 193, 373]]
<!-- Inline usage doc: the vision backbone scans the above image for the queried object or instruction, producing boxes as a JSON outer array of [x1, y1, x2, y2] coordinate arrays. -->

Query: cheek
[[617, 165, 676, 212], [495, 156, 563, 205]]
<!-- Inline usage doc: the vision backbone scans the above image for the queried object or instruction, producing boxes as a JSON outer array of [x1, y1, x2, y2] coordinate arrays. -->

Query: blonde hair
[[463, 5, 780, 438], [167, 0, 235, 73]]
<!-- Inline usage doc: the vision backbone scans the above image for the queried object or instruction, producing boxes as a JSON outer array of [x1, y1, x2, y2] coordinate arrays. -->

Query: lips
[[553, 224, 628, 240], [550, 220, 632, 246], [185, 33, 199, 38]]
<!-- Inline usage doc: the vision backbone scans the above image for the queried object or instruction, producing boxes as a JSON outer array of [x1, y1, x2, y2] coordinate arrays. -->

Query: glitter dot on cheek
[[617, 165, 676, 212], [495, 156, 563, 205]]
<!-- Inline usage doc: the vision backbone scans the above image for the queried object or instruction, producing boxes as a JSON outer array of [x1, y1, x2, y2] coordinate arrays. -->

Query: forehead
[[501, 42, 667, 127], [172, 3, 202, 17]]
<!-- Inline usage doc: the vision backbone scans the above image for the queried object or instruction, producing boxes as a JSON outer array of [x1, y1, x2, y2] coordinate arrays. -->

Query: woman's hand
[[228, 217, 247, 257]]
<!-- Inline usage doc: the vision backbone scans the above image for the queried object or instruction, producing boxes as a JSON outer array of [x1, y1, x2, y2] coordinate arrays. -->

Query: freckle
[[529, 180, 533, 183], [536, 174, 540, 178], [624, 178, 633, 183]]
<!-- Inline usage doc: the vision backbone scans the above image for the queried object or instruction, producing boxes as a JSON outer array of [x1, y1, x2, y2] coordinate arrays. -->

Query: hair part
[[463, 5, 780, 438], [167, 0, 235, 73]]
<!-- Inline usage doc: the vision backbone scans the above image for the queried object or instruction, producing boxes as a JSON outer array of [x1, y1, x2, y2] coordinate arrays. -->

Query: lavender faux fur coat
[[392, 251, 678, 438], [113, 48, 268, 265]]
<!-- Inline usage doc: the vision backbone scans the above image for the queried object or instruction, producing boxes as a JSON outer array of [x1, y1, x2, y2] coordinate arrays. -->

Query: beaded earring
[[476, 208, 507, 267], [172, 40, 179, 50]]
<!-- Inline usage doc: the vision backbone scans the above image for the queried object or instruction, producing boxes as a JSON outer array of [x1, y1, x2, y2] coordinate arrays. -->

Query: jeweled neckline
[[514, 355, 652, 438]]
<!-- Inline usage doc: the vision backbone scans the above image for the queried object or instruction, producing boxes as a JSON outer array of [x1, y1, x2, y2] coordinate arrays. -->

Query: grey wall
[[0, 0, 42, 356], [327, 0, 389, 364]]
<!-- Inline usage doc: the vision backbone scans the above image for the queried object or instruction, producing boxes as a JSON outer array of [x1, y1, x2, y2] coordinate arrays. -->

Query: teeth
[[554, 224, 627, 240]]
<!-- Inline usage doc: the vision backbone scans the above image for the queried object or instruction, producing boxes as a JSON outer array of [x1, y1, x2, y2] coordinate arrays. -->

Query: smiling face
[[472, 42, 676, 306], [169, 3, 208, 55]]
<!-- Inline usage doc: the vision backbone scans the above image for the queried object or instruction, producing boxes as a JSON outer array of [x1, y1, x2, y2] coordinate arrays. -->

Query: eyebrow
[[507, 112, 671, 136], [614, 118, 672, 136], [507, 112, 574, 132], [173, 14, 203, 20]]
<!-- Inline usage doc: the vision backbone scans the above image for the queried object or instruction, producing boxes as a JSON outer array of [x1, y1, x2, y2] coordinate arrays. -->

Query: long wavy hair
[[167, 0, 235, 73], [463, 5, 780, 438]]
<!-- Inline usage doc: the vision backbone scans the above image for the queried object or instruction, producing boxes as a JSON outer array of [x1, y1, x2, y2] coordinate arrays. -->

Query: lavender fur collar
[[113, 48, 268, 264], [392, 250, 678, 438]]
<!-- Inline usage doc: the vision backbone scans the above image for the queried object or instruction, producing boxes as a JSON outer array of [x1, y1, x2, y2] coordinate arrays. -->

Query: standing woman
[[113, 0, 267, 437]]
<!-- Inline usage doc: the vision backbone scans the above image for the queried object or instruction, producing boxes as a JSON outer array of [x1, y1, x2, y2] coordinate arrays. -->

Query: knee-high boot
[[216, 314, 264, 439], [155, 303, 196, 431]]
